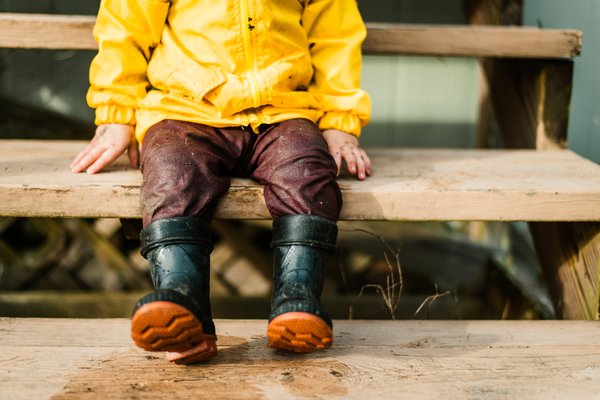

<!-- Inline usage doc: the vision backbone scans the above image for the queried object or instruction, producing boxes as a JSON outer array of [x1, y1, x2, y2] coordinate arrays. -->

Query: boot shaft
[[141, 217, 213, 297], [139, 217, 214, 333], [270, 215, 337, 325], [145, 243, 211, 298]]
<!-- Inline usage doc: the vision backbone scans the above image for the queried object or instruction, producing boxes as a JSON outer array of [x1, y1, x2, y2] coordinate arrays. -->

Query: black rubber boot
[[130, 217, 217, 364], [266, 214, 337, 352]]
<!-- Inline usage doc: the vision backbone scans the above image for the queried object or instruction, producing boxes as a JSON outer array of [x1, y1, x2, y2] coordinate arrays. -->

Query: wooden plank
[[0, 13, 582, 59], [364, 23, 581, 59], [0, 13, 96, 50], [2, 318, 600, 399], [1, 140, 600, 221]]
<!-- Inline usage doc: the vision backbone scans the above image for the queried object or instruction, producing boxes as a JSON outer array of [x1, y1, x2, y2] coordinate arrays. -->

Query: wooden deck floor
[[2, 319, 600, 399]]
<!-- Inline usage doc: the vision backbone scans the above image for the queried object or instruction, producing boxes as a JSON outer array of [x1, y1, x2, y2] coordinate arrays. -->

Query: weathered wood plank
[[1, 319, 600, 399], [364, 23, 581, 58], [1, 140, 599, 221], [0, 13, 582, 59], [0, 13, 97, 50]]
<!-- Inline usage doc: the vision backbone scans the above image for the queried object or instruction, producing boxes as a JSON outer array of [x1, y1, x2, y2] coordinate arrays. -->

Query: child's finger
[[70, 143, 95, 170], [359, 149, 372, 176], [353, 148, 367, 180], [86, 147, 121, 174], [71, 144, 105, 173], [341, 145, 357, 175]]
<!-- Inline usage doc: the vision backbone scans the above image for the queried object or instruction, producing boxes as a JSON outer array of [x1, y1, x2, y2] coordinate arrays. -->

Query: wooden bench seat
[[2, 318, 600, 399], [1, 139, 599, 221], [0, 13, 582, 58]]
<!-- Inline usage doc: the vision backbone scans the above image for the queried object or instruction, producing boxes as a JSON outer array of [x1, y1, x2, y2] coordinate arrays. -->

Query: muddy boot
[[130, 217, 217, 365], [266, 214, 337, 352]]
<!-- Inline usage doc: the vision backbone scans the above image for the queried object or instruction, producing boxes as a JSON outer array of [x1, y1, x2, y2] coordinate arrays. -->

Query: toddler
[[71, 0, 371, 364]]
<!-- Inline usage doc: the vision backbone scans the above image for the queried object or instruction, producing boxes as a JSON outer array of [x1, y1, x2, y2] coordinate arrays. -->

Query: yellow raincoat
[[87, 0, 371, 144]]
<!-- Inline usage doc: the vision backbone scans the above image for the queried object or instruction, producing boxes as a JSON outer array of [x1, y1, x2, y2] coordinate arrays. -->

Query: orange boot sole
[[131, 301, 217, 364], [267, 312, 332, 353]]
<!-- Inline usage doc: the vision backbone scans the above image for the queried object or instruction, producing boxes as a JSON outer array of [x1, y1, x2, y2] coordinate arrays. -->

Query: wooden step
[[0, 13, 582, 59], [1, 139, 599, 221], [2, 318, 600, 399]]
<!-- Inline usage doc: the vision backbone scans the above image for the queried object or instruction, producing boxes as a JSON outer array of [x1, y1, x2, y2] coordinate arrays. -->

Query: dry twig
[[413, 284, 451, 319], [353, 228, 403, 320]]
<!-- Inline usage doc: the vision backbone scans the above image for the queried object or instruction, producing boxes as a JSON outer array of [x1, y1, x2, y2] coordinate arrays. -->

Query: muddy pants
[[140, 119, 342, 227]]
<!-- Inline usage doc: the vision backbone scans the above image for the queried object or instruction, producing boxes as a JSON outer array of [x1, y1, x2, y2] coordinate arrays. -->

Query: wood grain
[[0, 13, 582, 59], [364, 23, 581, 58], [1, 318, 600, 399], [469, 0, 600, 320], [530, 222, 600, 320], [1, 140, 599, 221], [0, 13, 96, 50]]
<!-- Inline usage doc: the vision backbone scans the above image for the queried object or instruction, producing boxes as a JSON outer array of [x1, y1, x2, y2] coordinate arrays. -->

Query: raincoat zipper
[[239, 0, 261, 106]]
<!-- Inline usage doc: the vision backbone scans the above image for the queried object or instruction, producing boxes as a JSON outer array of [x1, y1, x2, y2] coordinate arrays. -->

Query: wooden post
[[482, 58, 571, 150], [529, 223, 600, 320], [466, 0, 600, 319]]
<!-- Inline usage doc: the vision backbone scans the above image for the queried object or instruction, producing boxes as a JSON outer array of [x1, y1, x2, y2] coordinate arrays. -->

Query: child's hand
[[322, 129, 371, 180], [70, 124, 139, 174]]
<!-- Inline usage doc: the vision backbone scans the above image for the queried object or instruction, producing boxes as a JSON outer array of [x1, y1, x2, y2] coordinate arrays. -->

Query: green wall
[[360, 56, 478, 148], [358, 0, 479, 148]]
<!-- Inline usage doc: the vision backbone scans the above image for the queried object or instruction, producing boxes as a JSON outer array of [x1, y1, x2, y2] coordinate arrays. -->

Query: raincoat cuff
[[95, 104, 137, 126], [318, 111, 362, 138]]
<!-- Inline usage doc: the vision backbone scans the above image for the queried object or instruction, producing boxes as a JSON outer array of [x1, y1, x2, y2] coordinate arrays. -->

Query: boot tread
[[131, 301, 217, 364], [267, 312, 332, 353]]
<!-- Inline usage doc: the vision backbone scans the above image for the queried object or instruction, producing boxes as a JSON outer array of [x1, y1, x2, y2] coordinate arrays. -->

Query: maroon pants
[[140, 119, 342, 227]]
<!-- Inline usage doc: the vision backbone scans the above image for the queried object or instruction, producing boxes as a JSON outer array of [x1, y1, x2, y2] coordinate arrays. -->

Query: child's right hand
[[70, 124, 139, 174]]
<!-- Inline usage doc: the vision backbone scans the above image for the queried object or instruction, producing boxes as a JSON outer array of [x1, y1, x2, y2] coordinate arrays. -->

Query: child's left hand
[[322, 129, 371, 180]]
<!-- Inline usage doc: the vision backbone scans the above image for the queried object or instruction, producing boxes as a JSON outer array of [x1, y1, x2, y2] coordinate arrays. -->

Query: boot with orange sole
[[131, 217, 217, 365], [267, 215, 337, 353]]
